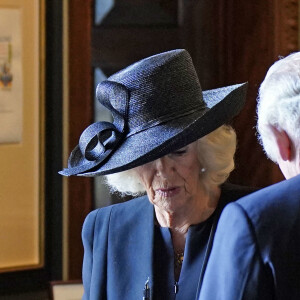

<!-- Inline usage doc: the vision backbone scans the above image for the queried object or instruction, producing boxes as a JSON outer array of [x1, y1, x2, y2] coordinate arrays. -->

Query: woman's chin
[[153, 191, 188, 213]]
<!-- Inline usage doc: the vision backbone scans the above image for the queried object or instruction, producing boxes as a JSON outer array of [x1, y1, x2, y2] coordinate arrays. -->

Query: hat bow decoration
[[59, 81, 130, 176], [78, 121, 122, 161]]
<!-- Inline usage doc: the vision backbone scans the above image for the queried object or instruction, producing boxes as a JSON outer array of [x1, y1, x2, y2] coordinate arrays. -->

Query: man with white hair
[[198, 52, 300, 299]]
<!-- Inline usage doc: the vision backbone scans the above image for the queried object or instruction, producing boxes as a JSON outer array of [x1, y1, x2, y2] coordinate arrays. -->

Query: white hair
[[257, 52, 300, 163], [105, 125, 236, 196]]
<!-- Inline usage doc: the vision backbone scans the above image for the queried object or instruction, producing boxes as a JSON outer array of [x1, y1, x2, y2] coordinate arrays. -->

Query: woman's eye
[[172, 149, 187, 156]]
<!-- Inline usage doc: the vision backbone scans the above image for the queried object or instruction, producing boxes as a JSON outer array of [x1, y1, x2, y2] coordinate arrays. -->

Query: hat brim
[[60, 82, 247, 177]]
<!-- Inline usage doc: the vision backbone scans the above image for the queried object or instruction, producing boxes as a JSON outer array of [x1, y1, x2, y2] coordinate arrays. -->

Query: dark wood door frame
[[67, 0, 93, 279]]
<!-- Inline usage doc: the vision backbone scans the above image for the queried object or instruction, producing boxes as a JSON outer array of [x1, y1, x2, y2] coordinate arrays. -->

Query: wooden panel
[[222, 0, 298, 187], [220, 1, 281, 187], [274, 0, 298, 55], [180, 0, 297, 187], [68, 0, 93, 279], [94, 0, 177, 26], [178, 1, 226, 88]]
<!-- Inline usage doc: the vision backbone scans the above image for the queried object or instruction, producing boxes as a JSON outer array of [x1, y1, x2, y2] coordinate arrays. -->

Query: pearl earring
[[201, 167, 206, 173]]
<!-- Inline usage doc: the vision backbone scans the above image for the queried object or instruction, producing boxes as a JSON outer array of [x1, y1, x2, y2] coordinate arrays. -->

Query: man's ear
[[269, 125, 292, 161]]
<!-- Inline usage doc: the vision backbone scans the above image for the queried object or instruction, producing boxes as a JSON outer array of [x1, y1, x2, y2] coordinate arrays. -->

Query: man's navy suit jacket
[[199, 175, 300, 300]]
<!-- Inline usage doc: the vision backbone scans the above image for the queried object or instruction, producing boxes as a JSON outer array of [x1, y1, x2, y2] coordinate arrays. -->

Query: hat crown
[[97, 49, 207, 136]]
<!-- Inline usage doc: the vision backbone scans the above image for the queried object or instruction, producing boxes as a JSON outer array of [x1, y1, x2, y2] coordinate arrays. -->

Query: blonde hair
[[105, 124, 236, 196], [257, 52, 300, 162]]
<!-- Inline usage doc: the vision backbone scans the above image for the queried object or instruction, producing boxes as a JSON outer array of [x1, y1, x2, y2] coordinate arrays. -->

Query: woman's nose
[[155, 156, 175, 178]]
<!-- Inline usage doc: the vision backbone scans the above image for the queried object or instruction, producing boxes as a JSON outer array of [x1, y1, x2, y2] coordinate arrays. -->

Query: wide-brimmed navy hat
[[60, 49, 247, 176]]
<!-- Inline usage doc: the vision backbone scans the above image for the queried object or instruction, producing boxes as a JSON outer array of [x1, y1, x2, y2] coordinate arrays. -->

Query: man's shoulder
[[222, 175, 300, 242], [237, 174, 300, 212]]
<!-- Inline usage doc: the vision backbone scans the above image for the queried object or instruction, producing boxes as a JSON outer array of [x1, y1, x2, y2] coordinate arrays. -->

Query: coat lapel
[[107, 196, 155, 299]]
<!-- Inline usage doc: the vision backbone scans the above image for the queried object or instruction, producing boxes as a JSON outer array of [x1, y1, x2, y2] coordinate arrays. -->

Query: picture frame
[[0, 0, 45, 272], [50, 281, 84, 300]]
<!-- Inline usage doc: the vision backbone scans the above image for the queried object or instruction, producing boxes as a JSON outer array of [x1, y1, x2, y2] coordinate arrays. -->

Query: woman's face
[[134, 141, 204, 213]]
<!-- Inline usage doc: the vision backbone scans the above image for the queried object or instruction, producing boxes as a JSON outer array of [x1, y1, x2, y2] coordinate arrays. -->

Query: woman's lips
[[155, 187, 180, 197]]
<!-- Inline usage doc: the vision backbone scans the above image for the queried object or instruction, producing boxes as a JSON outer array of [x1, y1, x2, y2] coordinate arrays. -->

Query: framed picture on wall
[[0, 0, 45, 273]]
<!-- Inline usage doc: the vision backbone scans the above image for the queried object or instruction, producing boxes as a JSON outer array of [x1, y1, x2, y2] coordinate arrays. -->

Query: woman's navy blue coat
[[199, 175, 300, 300], [82, 184, 256, 300], [82, 196, 155, 300]]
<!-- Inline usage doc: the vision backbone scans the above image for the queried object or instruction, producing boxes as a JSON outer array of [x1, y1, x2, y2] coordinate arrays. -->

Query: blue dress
[[153, 220, 214, 299]]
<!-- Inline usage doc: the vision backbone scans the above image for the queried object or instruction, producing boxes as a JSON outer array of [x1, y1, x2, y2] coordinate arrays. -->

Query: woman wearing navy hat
[[60, 49, 254, 300]]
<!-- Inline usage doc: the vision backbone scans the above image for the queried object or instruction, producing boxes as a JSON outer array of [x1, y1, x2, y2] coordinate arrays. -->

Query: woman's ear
[[269, 125, 292, 161]]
